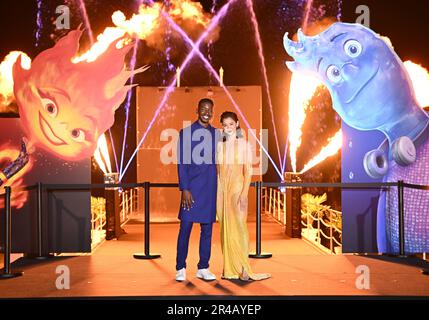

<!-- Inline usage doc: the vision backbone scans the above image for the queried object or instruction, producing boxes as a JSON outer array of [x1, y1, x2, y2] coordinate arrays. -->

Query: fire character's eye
[[42, 98, 58, 118], [71, 129, 86, 142], [326, 65, 342, 84]]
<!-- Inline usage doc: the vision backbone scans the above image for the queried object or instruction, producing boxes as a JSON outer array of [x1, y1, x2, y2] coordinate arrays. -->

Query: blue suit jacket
[[177, 121, 219, 223]]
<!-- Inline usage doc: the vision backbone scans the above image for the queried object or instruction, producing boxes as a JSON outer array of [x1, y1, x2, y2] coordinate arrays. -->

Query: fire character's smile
[[38, 111, 67, 146]]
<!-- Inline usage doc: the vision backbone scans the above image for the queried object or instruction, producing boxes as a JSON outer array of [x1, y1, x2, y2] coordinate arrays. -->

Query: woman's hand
[[238, 194, 248, 212]]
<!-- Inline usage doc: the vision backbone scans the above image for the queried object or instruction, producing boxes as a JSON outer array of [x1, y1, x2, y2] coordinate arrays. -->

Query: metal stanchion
[[0, 186, 23, 279], [398, 181, 429, 275], [394, 180, 429, 275], [27, 182, 54, 259], [249, 181, 272, 259], [134, 182, 160, 260], [422, 250, 429, 276], [397, 180, 407, 258]]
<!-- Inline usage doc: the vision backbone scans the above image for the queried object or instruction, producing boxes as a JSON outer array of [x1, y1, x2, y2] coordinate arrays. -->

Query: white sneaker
[[196, 268, 216, 281], [176, 268, 186, 282]]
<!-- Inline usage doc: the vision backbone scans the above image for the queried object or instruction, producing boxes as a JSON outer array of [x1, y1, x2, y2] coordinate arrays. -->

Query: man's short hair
[[198, 98, 214, 109]]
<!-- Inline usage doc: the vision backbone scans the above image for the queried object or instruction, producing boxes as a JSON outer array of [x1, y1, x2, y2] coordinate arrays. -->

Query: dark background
[[1, 1, 428, 207]]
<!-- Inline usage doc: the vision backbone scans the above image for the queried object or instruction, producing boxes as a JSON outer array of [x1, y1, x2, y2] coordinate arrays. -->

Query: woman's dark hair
[[220, 111, 243, 141]]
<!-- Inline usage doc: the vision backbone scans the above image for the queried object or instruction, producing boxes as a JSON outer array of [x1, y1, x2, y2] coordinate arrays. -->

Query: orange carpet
[[0, 217, 429, 298]]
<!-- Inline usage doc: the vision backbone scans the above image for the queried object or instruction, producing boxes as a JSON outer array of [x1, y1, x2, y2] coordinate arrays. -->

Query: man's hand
[[181, 190, 194, 211]]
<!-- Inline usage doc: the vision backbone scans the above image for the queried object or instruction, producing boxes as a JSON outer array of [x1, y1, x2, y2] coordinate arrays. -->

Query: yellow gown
[[216, 137, 271, 281]]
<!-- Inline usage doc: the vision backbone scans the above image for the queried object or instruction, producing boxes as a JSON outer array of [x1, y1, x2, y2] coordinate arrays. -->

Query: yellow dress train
[[216, 138, 271, 281]]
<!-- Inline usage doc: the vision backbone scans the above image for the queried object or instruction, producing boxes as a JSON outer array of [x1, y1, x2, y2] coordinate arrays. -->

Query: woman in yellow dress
[[217, 111, 271, 281]]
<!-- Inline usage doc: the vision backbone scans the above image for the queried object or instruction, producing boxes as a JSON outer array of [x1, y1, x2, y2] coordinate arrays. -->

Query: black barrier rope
[[403, 182, 429, 191], [1, 181, 428, 275], [0, 181, 407, 193], [42, 182, 149, 190], [261, 182, 398, 189], [0, 186, 23, 280], [133, 182, 161, 260]]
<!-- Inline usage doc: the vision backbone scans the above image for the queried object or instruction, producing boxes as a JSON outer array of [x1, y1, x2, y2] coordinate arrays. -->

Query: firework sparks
[[245, 0, 283, 169]]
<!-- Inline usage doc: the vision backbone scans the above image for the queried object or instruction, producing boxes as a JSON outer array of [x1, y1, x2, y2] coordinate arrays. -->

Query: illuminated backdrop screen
[[136, 86, 263, 222]]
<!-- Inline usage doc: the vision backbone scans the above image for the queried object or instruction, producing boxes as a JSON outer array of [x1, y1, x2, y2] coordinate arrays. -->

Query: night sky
[[1, 0, 428, 183]]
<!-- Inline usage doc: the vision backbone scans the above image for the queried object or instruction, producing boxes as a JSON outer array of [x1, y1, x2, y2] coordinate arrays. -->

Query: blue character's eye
[[326, 65, 342, 84], [344, 40, 362, 58]]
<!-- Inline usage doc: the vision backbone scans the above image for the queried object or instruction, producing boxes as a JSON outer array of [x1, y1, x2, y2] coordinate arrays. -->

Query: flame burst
[[170, 0, 211, 26], [381, 37, 429, 108], [288, 72, 322, 173], [0, 51, 31, 107], [94, 134, 112, 175], [404, 61, 429, 108], [299, 130, 342, 174], [73, 0, 211, 63]]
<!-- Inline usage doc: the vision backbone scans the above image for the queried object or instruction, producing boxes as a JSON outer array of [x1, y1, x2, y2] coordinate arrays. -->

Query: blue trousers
[[176, 221, 213, 271]]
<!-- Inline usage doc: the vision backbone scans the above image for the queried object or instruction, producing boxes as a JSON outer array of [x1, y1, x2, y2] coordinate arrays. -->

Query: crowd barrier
[[1, 180, 428, 279]]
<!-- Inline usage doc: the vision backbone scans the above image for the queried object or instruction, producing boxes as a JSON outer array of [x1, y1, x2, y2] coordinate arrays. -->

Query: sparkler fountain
[[78, 0, 95, 44], [119, 0, 145, 178], [160, 11, 284, 178], [77, 0, 120, 173], [119, 0, 282, 180], [35, 0, 43, 47], [244, 0, 283, 170], [120, 0, 284, 180]]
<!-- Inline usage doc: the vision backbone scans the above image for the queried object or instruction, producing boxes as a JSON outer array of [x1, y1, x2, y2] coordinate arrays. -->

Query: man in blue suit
[[175, 98, 219, 282]]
